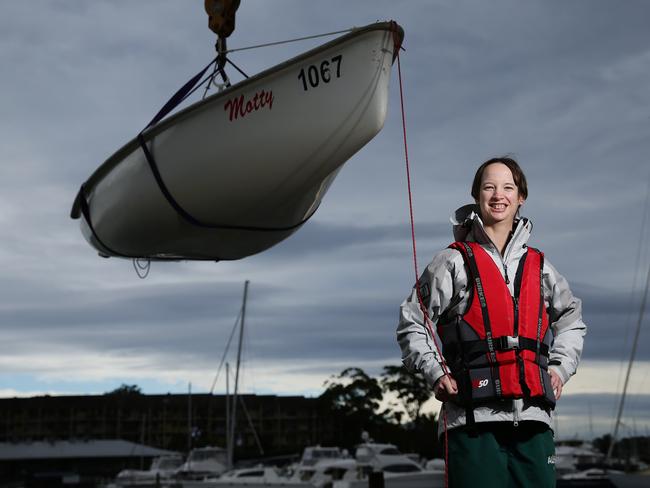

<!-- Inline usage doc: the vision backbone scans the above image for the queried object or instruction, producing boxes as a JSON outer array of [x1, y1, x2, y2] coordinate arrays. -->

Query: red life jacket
[[437, 241, 555, 416]]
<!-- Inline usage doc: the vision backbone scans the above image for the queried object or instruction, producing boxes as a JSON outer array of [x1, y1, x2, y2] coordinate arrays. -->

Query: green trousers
[[446, 421, 556, 488]]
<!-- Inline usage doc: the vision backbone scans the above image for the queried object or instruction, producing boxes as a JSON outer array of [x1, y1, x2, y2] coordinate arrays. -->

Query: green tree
[[321, 367, 383, 417], [105, 384, 142, 396], [319, 366, 441, 459], [380, 365, 432, 424], [319, 367, 387, 447]]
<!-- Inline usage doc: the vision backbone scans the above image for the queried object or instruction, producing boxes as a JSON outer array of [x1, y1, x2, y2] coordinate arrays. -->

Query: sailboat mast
[[188, 382, 192, 453], [607, 264, 650, 460], [230, 280, 248, 467], [226, 362, 231, 468]]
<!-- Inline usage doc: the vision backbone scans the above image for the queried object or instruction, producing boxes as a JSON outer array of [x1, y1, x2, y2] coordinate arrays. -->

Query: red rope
[[394, 39, 450, 488]]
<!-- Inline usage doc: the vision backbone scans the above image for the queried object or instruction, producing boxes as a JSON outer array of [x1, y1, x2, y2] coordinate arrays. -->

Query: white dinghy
[[71, 21, 404, 261]]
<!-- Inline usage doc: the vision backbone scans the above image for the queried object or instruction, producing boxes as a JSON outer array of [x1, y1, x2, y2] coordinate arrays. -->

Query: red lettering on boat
[[224, 89, 274, 121]]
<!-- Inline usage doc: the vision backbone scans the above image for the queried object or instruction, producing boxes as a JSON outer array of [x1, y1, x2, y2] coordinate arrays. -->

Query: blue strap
[[142, 57, 218, 130]]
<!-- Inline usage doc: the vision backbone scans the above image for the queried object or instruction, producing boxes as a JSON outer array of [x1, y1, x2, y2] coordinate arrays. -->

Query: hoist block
[[204, 0, 241, 38]]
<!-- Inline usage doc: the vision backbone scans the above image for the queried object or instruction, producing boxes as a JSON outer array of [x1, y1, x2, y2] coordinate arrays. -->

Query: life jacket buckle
[[496, 335, 520, 350]]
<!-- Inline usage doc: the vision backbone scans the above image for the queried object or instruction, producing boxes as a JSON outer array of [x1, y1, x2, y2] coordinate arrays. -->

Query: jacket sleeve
[[543, 259, 587, 385], [396, 249, 465, 389]]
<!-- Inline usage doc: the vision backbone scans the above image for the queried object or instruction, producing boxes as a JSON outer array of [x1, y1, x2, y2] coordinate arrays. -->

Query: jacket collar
[[450, 204, 532, 259]]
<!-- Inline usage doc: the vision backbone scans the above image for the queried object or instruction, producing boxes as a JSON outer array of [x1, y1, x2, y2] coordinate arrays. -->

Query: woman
[[397, 157, 586, 487]]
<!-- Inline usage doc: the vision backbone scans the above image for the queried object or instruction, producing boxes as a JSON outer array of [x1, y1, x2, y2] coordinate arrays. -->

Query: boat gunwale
[[71, 21, 404, 219]]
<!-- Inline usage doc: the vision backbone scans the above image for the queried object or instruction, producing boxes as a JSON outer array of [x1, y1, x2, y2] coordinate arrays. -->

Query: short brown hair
[[471, 157, 528, 201]]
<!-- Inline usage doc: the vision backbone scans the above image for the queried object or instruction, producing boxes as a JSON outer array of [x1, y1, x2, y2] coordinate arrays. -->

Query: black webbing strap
[[77, 184, 134, 259], [452, 336, 549, 360], [138, 132, 322, 232], [142, 57, 219, 131], [532, 247, 549, 396], [512, 250, 528, 337], [137, 133, 207, 228], [455, 243, 500, 372]]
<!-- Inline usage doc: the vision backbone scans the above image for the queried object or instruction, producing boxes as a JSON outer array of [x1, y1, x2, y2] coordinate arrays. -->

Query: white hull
[[72, 22, 403, 260]]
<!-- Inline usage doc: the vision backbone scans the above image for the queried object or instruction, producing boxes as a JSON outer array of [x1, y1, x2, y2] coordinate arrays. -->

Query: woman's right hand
[[433, 374, 458, 402]]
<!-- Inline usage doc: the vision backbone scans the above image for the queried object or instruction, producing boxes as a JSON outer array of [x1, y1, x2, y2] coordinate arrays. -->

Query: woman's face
[[476, 162, 525, 227]]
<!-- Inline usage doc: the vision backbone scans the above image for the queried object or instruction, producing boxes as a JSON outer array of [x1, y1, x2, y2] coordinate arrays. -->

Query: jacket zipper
[[513, 296, 519, 337], [487, 231, 517, 285], [497, 218, 527, 286], [513, 399, 521, 427]]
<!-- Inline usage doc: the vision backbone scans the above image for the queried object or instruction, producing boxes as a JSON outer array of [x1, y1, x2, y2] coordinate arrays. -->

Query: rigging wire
[[202, 61, 222, 99], [209, 305, 243, 394], [238, 395, 265, 455], [608, 246, 650, 459], [200, 28, 354, 100], [240, 303, 255, 394], [610, 174, 650, 432], [225, 57, 249, 79], [607, 172, 650, 460], [224, 28, 354, 54]]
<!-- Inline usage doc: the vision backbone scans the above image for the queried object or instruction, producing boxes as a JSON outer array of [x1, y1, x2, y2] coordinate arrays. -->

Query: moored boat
[[113, 454, 184, 487]]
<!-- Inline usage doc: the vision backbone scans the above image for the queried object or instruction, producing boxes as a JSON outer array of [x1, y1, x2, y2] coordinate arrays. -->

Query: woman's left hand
[[549, 369, 564, 400]]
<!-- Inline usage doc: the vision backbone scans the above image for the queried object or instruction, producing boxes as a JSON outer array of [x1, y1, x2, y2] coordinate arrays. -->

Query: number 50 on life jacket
[[437, 242, 556, 417]]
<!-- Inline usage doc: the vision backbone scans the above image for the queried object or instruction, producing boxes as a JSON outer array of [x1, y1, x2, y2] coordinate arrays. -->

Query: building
[[0, 392, 334, 459], [0, 439, 176, 486]]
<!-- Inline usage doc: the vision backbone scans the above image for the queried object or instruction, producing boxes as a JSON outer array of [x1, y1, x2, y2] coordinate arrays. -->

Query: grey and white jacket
[[397, 204, 587, 434]]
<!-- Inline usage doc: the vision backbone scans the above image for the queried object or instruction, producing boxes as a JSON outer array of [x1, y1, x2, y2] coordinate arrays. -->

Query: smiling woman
[[397, 156, 587, 487]]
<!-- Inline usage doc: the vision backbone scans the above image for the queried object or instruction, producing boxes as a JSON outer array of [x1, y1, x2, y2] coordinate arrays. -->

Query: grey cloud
[[259, 220, 450, 260]]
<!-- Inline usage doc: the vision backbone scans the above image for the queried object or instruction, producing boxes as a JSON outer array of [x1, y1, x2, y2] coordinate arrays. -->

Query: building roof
[[0, 439, 178, 461]]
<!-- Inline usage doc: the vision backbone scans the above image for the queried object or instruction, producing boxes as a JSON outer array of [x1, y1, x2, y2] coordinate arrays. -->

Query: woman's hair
[[471, 156, 528, 201]]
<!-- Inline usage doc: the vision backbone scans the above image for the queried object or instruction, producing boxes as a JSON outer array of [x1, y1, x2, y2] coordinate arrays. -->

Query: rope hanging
[[393, 31, 450, 488], [132, 258, 151, 279]]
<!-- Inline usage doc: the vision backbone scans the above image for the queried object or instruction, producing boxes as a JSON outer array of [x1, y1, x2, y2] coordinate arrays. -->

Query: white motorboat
[[173, 445, 357, 488], [297, 446, 349, 467], [71, 22, 404, 261], [176, 446, 229, 481], [332, 441, 444, 488], [555, 442, 606, 476], [169, 466, 301, 488], [170, 459, 357, 488], [213, 466, 295, 485], [290, 458, 358, 488], [113, 454, 184, 487]]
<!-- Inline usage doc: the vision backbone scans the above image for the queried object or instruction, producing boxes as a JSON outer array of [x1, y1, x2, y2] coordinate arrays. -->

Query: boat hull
[[72, 22, 403, 260]]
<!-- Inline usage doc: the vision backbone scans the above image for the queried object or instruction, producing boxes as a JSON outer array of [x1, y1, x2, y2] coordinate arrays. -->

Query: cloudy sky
[[1, 0, 649, 440]]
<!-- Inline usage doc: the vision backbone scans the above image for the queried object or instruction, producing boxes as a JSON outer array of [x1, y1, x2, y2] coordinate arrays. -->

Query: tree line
[[317, 365, 442, 459]]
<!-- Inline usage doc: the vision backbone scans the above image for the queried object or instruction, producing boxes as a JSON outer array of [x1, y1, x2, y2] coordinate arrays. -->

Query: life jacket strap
[[492, 335, 550, 356], [445, 335, 549, 362]]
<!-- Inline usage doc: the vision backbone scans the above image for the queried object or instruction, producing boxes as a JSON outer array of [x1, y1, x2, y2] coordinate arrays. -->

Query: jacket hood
[[450, 204, 481, 242], [450, 204, 532, 250]]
